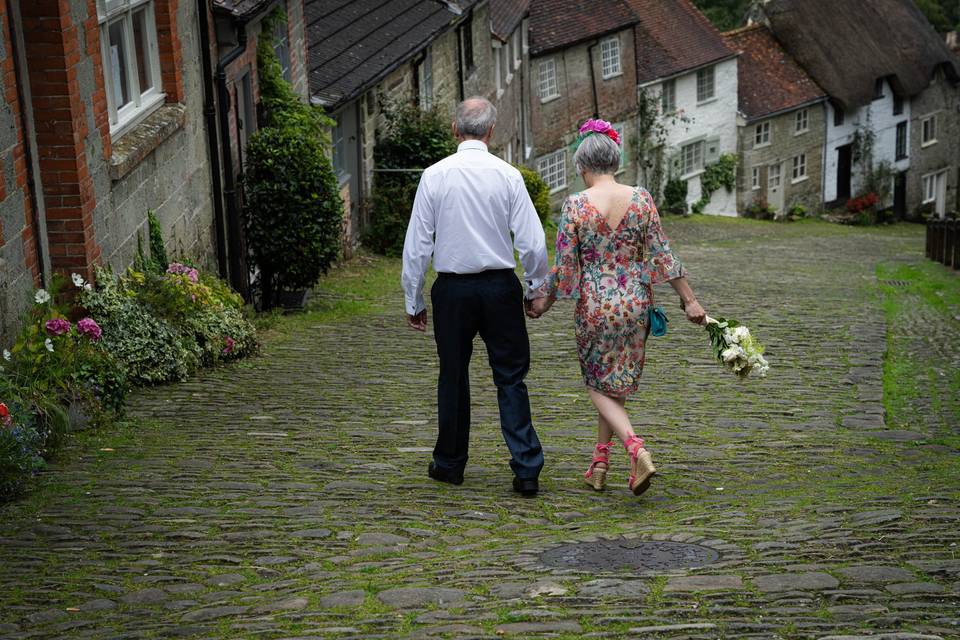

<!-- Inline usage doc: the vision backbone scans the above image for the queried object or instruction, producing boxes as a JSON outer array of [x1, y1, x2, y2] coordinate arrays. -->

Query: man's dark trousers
[[430, 268, 544, 480]]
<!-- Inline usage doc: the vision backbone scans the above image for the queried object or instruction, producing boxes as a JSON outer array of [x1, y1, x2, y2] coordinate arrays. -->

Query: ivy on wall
[[692, 154, 737, 214]]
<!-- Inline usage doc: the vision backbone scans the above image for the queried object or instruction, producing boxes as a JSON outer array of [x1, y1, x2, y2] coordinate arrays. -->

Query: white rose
[[2, 349, 10, 361], [71, 273, 85, 288], [34, 289, 51, 305], [44, 338, 54, 353], [721, 347, 740, 363], [732, 326, 750, 342]]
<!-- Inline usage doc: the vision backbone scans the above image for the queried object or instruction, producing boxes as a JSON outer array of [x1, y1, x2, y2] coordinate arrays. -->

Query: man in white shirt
[[401, 97, 549, 496]]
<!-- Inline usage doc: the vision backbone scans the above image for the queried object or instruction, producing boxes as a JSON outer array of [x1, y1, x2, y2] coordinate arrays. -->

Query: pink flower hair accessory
[[576, 119, 621, 147]]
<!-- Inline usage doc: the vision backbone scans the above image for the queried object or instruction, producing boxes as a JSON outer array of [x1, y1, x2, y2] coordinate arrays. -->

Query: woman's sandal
[[625, 435, 656, 496], [583, 441, 613, 490]]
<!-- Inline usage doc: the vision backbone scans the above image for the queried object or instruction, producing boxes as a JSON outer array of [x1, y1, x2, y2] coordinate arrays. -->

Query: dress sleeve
[[642, 189, 686, 285], [540, 196, 581, 299]]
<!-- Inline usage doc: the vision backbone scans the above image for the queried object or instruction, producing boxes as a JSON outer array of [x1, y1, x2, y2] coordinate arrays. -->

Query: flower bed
[[1, 263, 256, 501]]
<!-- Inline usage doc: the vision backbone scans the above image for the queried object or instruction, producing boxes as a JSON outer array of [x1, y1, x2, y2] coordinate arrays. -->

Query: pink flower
[[45, 318, 71, 336], [167, 262, 200, 284], [76, 317, 102, 341], [578, 118, 621, 145], [222, 336, 236, 356]]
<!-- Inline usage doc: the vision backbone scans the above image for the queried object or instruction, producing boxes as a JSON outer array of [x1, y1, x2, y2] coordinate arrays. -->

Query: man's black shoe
[[428, 462, 464, 486], [512, 476, 539, 497]]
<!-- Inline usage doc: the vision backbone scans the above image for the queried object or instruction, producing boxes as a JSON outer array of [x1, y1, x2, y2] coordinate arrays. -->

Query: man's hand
[[683, 299, 706, 325], [526, 297, 551, 319], [407, 310, 428, 332]]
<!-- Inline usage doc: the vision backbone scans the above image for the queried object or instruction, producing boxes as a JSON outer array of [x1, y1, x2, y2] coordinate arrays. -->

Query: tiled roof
[[628, 0, 735, 83], [212, 0, 276, 20], [490, 0, 528, 41], [528, 0, 637, 56], [723, 24, 825, 121], [306, 0, 465, 109], [765, 0, 960, 108]]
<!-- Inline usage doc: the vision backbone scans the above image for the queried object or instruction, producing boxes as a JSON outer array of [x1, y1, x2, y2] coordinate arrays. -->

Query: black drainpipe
[[7, 0, 46, 287], [216, 23, 249, 297], [196, 0, 228, 278], [455, 21, 465, 101], [587, 39, 600, 118]]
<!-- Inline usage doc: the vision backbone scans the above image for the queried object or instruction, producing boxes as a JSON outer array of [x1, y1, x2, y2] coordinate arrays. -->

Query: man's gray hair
[[573, 133, 621, 176], [455, 97, 497, 138]]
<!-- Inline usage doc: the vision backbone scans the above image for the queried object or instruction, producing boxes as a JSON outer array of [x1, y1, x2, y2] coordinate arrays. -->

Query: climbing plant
[[692, 154, 737, 214]]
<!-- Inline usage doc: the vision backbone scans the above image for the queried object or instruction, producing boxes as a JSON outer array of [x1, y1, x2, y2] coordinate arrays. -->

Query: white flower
[[731, 326, 751, 342], [44, 338, 54, 353], [34, 289, 51, 305], [71, 273, 86, 288], [84, 283, 92, 291], [2, 349, 10, 361]]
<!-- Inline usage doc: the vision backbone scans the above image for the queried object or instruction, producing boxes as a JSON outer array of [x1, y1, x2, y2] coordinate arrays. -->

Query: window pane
[[108, 19, 131, 108], [133, 9, 151, 94]]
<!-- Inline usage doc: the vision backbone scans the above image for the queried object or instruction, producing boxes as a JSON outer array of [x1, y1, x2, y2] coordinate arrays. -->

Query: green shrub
[[663, 177, 688, 215], [147, 210, 168, 274], [243, 9, 342, 309], [364, 104, 457, 257], [0, 395, 45, 501], [744, 200, 776, 220], [692, 154, 736, 214], [516, 164, 551, 223]]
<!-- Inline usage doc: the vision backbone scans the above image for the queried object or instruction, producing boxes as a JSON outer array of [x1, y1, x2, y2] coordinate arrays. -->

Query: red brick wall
[[155, 0, 184, 102]]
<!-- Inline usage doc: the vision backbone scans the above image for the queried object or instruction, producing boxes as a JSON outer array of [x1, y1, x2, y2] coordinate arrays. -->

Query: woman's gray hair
[[455, 97, 497, 138], [574, 133, 622, 176]]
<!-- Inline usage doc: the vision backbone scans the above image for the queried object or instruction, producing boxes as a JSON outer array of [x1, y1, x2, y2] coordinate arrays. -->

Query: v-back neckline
[[581, 188, 638, 234]]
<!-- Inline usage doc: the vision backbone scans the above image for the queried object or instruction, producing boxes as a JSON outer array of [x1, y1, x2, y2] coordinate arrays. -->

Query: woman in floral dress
[[528, 120, 706, 496]]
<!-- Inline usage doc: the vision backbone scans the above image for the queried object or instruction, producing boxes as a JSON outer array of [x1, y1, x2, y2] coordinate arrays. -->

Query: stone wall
[[907, 72, 960, 217], [737, 103, 827, 216]]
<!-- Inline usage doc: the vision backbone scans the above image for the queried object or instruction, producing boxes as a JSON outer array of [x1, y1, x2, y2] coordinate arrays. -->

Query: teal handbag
[[648, 305, 668, 337]]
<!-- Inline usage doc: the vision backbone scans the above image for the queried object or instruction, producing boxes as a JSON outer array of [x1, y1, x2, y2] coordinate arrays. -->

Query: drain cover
[[881, 279, 909, 287], [539, 538, 719, 572]]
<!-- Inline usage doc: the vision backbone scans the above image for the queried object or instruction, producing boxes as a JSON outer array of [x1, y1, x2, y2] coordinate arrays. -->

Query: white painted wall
[[649, 57, 739, 215], [823, 78, 911, 203]]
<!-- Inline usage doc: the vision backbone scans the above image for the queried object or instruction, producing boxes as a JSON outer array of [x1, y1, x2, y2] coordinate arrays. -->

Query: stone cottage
[[0, 0, 309, 339], [724, 24, 827, 217], [761, 0, 960, 217]]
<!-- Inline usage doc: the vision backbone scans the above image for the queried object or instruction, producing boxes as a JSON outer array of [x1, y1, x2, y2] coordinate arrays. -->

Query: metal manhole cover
[[881, 279, 909, 287], [539, 538, 720, 572]]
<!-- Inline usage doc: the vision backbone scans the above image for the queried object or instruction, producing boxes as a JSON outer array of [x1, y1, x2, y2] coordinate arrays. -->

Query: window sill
[[751, 186, 761, 191], [602, 71, 623, 81], [109, 103, 186, 181], [497, 88, 505, 99], [680, 169, 704, 181], [791, 175, 809, 185], [540, 94, 560, 104], [754, 142, 771, 150], [794, 129, 809, 136], [548, 184, 567, 194], [921, 139, 938, 148], [696, 97, 717, 107], [505, 73, 513, 85]]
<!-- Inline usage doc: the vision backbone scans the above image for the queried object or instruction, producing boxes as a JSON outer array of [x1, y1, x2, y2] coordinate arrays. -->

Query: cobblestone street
[[1, 219, 958, 639]]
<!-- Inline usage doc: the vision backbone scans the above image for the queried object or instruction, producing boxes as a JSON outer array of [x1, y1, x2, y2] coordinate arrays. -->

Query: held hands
[[525, 297, 551, 319], [407, 310, 428, 332]]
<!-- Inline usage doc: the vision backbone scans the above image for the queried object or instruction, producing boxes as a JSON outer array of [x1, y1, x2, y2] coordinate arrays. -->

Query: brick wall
[[285, 0, 308, 100]]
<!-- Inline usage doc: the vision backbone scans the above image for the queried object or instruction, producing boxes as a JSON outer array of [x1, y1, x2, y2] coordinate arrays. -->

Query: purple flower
[[45, 318, 71, 337], [76, 317, 102, 342], [167, 262, 200, 284], [222, 336, 236, 356]]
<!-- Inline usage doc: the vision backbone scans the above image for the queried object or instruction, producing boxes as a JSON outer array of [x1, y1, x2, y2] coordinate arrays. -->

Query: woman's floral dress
[[542, 187, 685, 397]]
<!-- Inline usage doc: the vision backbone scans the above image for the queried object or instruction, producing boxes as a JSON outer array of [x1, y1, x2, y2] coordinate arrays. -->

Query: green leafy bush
[[692, 154, 736, 214], [243, 9, 342, 309], [0, 394, 45, 501], [516, 164, 551, 223], [663, 177, 688, 215], [364, 104, 457, 257], [744, 200, 777, 220]]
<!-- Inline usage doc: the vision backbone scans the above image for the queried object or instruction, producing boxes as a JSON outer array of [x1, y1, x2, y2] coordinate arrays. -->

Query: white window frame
[[494, 41, 503, 97], [696, 65, 715, 103], [600, 36, 622, 79], [503, 42, 513, 86], [768, 162, 782, 189], [97, 0, 165, 138], [921, 113, 938, 147], [538, 58, 559, 102], [522, 19, 529, 55], [795, 108, 809, 135], [417, 51, 433, 111], [537, 150, 566, 192], [754, 121, 771, 148], [661, 78, 676, 113], [680, 140, 705, 177], [751, 166, 761, 190], [512, 29, 522, 69], [791, 153, 807, 183], [895, 121, 908, 160], [922, 173, 936, 204]]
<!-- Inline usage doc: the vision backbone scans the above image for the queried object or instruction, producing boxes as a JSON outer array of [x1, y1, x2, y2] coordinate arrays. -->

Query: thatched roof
[[764, 0, 960, 109]]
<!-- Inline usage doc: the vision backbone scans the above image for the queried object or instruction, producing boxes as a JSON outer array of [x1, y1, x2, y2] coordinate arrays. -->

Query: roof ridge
[[722, 23, 763, 38]]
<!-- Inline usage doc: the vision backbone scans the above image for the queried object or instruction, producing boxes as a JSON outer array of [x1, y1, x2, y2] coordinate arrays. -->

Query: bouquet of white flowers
[[704, 316, 769, 379]]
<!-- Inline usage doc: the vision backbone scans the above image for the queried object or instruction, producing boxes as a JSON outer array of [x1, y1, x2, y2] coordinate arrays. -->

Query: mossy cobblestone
[[0, 219, 958, 638]]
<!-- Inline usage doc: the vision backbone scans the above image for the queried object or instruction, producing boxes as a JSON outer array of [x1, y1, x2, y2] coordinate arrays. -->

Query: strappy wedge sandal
[[583, 441, 613, 490], [625, 435, 656, 496]]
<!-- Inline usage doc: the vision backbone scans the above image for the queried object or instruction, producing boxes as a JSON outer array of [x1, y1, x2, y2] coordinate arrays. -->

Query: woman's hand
[[684, 299, 706, 325], [526, 296, 552, 319]]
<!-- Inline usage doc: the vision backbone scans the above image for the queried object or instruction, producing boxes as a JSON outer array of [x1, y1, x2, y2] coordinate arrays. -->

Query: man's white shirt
[[401, 140, 549, 316]]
